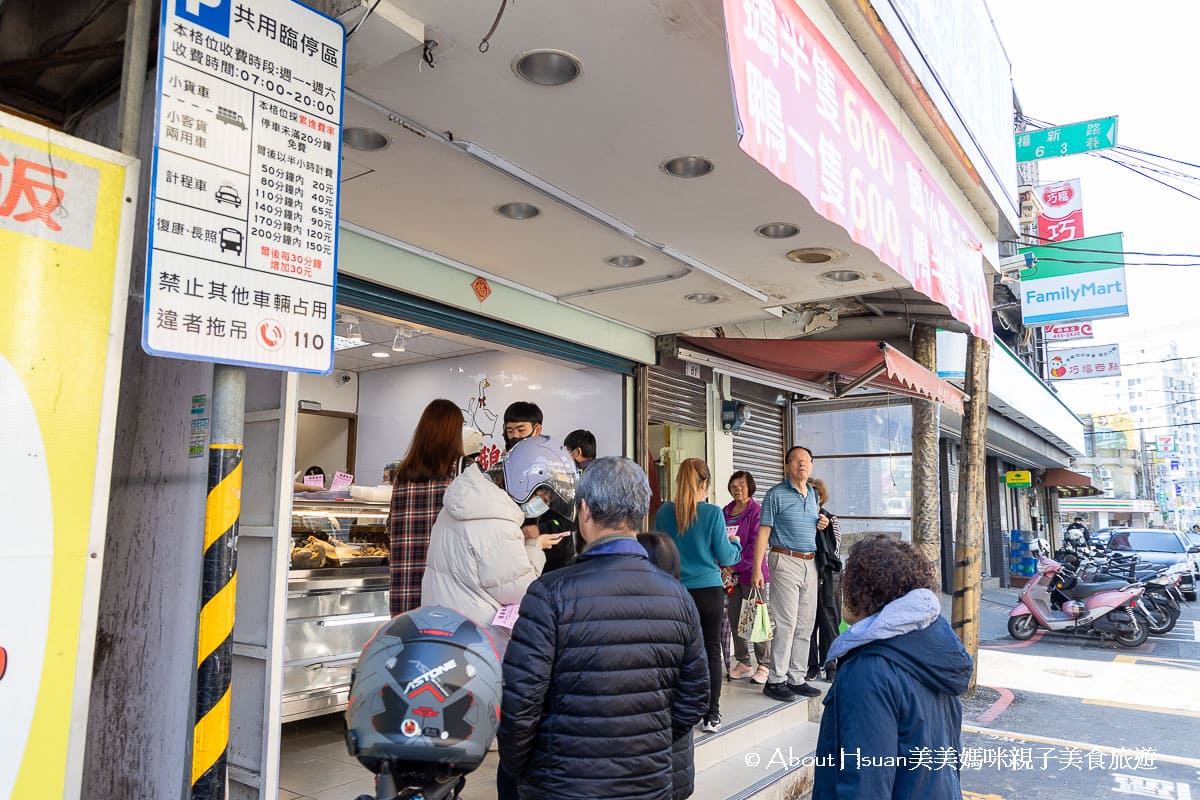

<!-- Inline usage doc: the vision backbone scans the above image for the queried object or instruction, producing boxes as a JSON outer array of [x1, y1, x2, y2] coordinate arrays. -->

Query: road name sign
[[1015, 117, 1118, 163]]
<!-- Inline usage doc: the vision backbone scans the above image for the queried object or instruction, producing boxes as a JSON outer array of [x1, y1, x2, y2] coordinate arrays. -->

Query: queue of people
[[374, 397, 970, 799]]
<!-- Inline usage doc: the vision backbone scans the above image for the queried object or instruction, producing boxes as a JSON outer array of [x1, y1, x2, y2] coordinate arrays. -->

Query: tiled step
[[279, 677, 829, 800], [690, 678, 826, 800]]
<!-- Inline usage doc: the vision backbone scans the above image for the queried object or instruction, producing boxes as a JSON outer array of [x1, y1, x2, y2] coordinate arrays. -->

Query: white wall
[[297, 370, 358, 414], [357, 351, 624, 483], [295, 413, 352, 479]]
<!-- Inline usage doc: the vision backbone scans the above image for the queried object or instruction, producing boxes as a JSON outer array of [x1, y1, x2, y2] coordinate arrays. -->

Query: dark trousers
[[497, 761, 520, 800], [808, 574, 841, 673], [689, 586, 726, 719]]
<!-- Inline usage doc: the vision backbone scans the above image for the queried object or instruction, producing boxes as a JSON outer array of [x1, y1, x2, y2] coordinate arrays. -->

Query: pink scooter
[[1008, 544, 1149, 647]]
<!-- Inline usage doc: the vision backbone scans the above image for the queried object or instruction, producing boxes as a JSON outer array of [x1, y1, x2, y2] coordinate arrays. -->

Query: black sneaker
[[787, 682, 822, 697], [701, 714, 722, 733], [762, 682, 796, 702], [823, 667, 837, 683], [804, 668, 820, 681]]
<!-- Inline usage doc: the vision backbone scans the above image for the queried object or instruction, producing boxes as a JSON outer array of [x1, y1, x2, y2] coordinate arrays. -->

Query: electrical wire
[[1017, 113, 1200, 204], [345, 0, 383, 41]]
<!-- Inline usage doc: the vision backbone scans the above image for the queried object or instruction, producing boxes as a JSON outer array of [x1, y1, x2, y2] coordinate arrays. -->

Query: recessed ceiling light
[[756, 222, 800, 239], [495, 201, 540, 220], [371, 351, 391, 358], [512, 49, 582, 86], [660, 155, 714, 178], [342, 127, 389, 151], [605, 255, 645, 268], [820, 270, 864, 283], [786, 247, 842, 264], [685, 292, 722, 304]]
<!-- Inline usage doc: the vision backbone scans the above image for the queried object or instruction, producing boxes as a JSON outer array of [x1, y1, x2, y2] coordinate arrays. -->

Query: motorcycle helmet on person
[[345, 606, 503, 800], [488, 435, 578, 521]]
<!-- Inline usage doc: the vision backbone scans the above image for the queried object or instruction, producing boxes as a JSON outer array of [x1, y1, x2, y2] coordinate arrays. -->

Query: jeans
[[688, 586, 727, 718], [726, 583, 770, 667]]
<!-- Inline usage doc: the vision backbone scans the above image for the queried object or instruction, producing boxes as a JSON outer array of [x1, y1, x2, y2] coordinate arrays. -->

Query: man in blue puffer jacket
[[813, 535, 973, 799], [499, 456, 709, 800]]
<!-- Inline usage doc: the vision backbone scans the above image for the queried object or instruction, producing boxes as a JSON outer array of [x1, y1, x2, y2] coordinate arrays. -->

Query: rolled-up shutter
[[732, 394, 785, 490], [648, 367, 707, 430]]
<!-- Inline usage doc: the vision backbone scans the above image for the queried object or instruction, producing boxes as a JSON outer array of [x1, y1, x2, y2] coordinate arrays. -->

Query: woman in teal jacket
[[655, 458, 742, 733]]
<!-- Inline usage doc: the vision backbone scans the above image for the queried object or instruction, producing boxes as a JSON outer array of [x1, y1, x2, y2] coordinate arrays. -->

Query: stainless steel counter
[[282, 565, 389, 722]]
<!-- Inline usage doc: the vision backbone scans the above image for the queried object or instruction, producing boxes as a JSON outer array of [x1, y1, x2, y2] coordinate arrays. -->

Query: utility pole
[[952, 334, 990, 691], [911, 325, 941, 573]]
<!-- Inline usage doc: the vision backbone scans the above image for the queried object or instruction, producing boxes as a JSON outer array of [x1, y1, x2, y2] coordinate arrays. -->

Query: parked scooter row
[[1063, 548, 1189, 635], [1007, 538, 1188, 647]]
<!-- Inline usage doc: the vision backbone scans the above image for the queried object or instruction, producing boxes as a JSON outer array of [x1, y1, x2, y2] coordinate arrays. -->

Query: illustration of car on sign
[[219, 227, 243, 256], [215, 106, 246, 130], [214, 184, 241, 208]]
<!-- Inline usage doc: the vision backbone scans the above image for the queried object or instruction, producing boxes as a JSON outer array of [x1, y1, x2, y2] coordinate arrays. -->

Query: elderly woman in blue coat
[[813, 535, 973, 799]]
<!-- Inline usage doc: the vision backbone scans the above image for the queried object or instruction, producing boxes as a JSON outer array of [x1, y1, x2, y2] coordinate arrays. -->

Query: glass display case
[[284, 498, 391, 721]]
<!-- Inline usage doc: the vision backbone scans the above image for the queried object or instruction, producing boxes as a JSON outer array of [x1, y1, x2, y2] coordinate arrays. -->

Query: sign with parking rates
[[143, 0, 344, 372]]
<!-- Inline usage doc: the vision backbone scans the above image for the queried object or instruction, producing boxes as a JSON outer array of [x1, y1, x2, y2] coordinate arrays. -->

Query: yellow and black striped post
[[192, 365, 246, 800]]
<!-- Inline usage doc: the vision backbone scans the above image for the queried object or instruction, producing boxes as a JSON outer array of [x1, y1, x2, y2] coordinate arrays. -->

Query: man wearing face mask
[[503, 401, 577, 572]]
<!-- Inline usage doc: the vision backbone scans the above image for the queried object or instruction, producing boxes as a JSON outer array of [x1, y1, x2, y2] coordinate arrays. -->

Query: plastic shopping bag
[[736, 588, 760, 639], [750, 599, 774, 643]]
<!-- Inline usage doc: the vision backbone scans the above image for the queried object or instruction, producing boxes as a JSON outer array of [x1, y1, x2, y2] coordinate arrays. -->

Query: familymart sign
[[1019, 232, 1129, 326]]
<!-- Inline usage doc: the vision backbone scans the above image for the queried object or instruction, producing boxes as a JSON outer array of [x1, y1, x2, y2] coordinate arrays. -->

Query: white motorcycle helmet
[[490, 435, 577, 521]]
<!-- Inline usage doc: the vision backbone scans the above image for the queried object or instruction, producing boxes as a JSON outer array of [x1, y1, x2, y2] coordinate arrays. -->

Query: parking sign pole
[[191, 364, 246, 800]]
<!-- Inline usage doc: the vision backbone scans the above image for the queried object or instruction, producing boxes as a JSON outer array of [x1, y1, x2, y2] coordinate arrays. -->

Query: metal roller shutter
[[732, 394, 785, 490], [648, 367, 707, 429]]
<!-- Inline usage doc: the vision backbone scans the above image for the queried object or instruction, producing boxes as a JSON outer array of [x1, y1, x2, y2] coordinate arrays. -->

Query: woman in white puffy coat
[[421, 446, 570, 654]]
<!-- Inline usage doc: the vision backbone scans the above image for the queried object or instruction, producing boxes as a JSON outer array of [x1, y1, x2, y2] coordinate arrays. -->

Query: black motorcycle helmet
[[345, 607, 502, 798]]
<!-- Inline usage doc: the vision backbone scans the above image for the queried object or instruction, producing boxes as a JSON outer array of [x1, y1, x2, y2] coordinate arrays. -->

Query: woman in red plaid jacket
[[387, 399, 465, 616]]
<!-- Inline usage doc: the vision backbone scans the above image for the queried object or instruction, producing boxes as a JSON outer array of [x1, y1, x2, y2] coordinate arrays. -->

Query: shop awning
[[1041, 467, 1104, 498], [675, 336, 967, 413]]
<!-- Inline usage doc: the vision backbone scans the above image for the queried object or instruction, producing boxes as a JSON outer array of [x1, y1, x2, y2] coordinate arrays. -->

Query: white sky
[[987, 2, 1200, 410]]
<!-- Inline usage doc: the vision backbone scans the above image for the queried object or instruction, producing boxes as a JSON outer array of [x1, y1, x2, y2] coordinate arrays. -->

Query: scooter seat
[[1066, 579, 1129, 599]]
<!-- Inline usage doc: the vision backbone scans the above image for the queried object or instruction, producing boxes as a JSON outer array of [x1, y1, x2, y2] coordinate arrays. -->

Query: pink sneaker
[[729, 662, 754, 680], [751, 665, 769, 684]]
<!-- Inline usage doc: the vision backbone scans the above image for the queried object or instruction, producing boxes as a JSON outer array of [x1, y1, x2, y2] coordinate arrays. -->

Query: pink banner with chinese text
[[1036, 179, 1085, 243], [723, 0, 993, 339]]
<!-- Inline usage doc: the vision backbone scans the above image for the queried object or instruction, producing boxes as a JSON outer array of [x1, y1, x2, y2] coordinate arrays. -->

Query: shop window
[[795, 405, 913, 456]]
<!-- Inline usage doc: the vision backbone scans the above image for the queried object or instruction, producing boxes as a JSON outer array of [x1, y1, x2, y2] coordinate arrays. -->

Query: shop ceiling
[[0, 0, 985, 339]]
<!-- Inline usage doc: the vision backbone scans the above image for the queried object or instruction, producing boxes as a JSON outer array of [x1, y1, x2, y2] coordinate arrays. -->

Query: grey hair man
[[499, 457, 709, 799]]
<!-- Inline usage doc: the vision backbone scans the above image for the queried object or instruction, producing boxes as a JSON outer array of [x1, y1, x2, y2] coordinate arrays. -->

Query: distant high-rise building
[[1060, 339, 1199, 526]]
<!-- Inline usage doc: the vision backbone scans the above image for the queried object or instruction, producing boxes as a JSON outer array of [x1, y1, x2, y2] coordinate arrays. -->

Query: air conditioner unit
[[1097, 468, 1112, 479], [1101, 478, 1114, 490]]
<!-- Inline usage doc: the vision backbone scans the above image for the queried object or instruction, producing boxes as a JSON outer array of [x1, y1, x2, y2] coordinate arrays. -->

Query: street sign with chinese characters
[[1046, 343, 1121, 381], [1, 110, 138, 800], [144, 0, 344, 372], [1036, 179, 1085, 242], [1014, 117, 1118, 163], [722, 0, 992, 340]]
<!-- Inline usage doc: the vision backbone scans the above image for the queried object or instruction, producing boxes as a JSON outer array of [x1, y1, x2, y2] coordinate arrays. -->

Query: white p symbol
[[184, 0, 222, 14]]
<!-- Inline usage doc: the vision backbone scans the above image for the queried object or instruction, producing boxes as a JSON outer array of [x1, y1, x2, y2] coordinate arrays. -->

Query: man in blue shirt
[[753, 445, 829, 701]]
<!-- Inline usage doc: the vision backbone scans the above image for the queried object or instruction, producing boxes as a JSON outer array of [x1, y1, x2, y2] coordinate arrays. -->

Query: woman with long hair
[[654, 458, 741, 733], [387, 398, 465, 617]]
